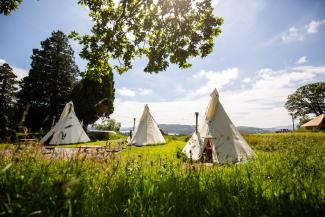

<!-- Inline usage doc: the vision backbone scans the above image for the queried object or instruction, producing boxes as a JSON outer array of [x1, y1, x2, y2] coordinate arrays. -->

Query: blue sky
[[1, 0, 325, 128]]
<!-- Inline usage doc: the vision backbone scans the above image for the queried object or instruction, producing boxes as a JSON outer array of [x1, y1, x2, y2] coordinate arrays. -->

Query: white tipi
[[40, 101, 90, 145], [129, 104, 166, 146], [182, 89, 254, 163]]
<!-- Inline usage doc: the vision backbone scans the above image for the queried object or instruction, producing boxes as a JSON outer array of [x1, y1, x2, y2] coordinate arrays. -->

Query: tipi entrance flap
[[182, 131, 203, 161], [182, 89, 254, 164]]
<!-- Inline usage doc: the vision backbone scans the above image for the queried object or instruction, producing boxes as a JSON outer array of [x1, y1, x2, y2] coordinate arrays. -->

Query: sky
[[1, 0, 325, 128]]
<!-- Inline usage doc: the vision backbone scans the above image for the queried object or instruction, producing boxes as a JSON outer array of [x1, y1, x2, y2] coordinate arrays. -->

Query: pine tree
[[0, 63, 18, 139], [18, 31, 79, 131]]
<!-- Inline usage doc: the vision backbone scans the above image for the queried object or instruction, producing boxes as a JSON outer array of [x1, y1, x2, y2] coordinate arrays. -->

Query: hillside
[[158, 124, 195, 135], [157, 124, 293, 135]]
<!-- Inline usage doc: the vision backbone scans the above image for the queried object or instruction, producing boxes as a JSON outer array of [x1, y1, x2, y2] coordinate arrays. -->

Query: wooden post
[[195, 112, 199, 133], [133, 118, 136, 130]]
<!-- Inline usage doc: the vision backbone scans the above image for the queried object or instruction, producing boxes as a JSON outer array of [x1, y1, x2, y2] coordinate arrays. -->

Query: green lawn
[[121, 135, 187, 160], [0, 133, 324, 217]]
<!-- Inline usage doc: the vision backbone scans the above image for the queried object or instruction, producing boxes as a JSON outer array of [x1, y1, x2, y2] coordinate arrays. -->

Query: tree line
[[0, 31, 115, 142]]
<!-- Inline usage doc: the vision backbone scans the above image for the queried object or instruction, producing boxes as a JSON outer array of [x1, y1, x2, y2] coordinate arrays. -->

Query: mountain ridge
[[156, 124, 293, 135]]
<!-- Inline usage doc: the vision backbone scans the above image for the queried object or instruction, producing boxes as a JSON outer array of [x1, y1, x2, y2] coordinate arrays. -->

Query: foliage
[[108, 132, 127, 140], [297, 115, 313, 128], [93, 118, 121, 131], [0, 133, 324, 217], [87, 131, 109, 141], [71, 73, 115, 127], [285, 82, 325, 118], [0, 63, 18, 140], [0, 0, 23, 15], [70, 0, 223, 79], [17, 31, 79, 131]]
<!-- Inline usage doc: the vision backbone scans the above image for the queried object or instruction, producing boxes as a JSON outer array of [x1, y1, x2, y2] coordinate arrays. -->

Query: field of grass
[[0, 133, 324, 216]]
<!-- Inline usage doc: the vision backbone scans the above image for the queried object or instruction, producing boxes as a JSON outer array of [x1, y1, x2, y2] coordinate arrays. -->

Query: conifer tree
[[0, 63, 18, 139], [18, 31, 79, 131]]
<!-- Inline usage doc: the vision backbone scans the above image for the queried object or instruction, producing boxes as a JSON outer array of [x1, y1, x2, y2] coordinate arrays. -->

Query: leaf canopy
[[72, 0, 223, 79]]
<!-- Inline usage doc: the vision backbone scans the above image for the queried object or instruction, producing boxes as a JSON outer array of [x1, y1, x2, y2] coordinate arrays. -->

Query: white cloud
[[111, 65, 325, 128], [293, 65, 325, 74], [281, 26, 304, 43], [117, 87, 136, 97], [191, 67, 239, 96], [254, 68, 316, 89], [307, 19, 325, 33], [117, 87, 153, 97], [242, 77, 251, 83], [296, 56, 308, 64], [267, 19, 325, 45], [175, 84, 186, 94], [138, 88, 153, 96], [0, 58, 28, 80]]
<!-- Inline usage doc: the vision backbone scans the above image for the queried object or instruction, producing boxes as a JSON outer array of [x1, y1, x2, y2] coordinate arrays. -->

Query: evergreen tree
[[0, 63, 18, 139], [71, 73, 115, 127], [18, 31, 79, 131]]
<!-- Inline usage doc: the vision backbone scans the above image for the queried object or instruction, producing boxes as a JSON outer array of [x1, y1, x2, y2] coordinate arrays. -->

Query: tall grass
[[0, 133, 324, 216]]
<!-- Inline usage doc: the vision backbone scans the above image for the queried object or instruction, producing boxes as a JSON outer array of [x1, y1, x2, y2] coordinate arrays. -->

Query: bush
[[88, 131, 109, 141], [93, 118, 121, 131]]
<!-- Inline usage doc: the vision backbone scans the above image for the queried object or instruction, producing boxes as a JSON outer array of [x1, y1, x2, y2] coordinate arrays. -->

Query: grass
[[45, 133, 128, 148], [57, 140, 109, 148], [0, 133, 324, 217], [122, 135, 188, 160]]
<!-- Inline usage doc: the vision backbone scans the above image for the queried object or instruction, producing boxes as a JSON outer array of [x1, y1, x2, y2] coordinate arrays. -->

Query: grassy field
[[0, 133, 324, 217]]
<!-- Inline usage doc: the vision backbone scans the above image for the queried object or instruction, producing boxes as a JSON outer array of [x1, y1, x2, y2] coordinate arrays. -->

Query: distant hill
[[237, 126, 272, 134], [157, 124, 294, 135], [159, 124, 195, 135]]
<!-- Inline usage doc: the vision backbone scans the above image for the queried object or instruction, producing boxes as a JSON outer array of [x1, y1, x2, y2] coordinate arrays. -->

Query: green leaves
[[74, 0, 223, 79], [70, 73, 115, 127], [285, 82, 325, 118], [0, 0, 23, 16]]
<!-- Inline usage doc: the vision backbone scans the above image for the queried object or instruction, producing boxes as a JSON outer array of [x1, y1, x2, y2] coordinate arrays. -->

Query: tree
[[71, 0, 223, 79], [18, 31, 79, 131], [297, 115, 312, 128], [70, 73, 115, 127], [94, 118, 121, 131], [0, 0, 23, 15], [0, 63, 18, 139], [285, 82, 325, 118]]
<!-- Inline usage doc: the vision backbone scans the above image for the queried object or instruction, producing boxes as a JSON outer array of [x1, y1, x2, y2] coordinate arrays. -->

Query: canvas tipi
[[182, 89, 254, 164], [40, 101, 90, 145], [129, 104, 166, 146]]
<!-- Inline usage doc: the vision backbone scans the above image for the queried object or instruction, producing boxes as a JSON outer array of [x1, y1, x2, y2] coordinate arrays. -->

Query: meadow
[[0, 133, 324, 217]]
